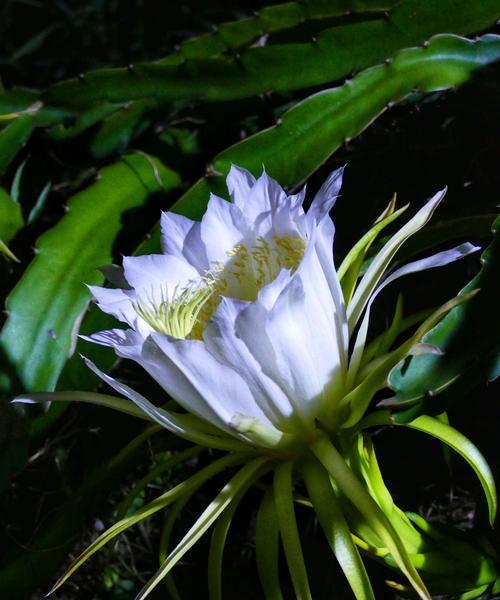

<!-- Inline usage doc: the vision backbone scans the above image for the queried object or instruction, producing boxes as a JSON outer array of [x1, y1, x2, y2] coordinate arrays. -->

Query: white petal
[[288, 184, 307, 212], [261, 203, 303, 240], [200, 193, 248, 265], [242, 170, 288, 229], [270, 257, 344, 409], [82, 327, 144, 360], [307, 216, 349, 366], [347, 242, 480, 386], [123, 254, 200, 301], [226, 164, 256, 208], [204, 296, 295, 431], [148, 332, 278, 437], [82, 356, 213, 441], [137, 336, 229, 431], [88, 285, 137, 327], [379, 242, 480, 290], [307, 166, 344, 224], [160, 211, 193, 256], [257, 268, 293, 310], [251, 169, 286, 208], [236, 255, 344, 431], [160, 212, 208, 272]]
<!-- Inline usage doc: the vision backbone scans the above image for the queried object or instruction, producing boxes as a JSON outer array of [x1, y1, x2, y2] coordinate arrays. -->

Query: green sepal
[[358, 412, 497, 526], [303, 458, 375, 600], [274, 461, 312, 599], [46, 452, 250, 595], [135, 457, 269, 599], [311, 435, 430, 600], [338, 202, 408, 304], [388, 215, 500, 419], [256, 488, 283, 600]]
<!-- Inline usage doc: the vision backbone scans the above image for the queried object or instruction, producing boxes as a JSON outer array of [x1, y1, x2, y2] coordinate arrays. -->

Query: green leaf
[[44, 2, 500, 110], [0, 239, 19, 261], [0, 154, 180, 394], [273, 461, 312, 600], [0, 89, 73, 125], [458, 584, 491, 600], [358, 411, 497, 527], [89, 102, 152, 159], [361, 293, 404, 366], [345, 435, 423, 552], [0, 186, 24, 261], [303, 458, 375, 600], [256, 488, 283, 600], [0, 116, 34, 176], [0, 187, 23, 244], [384, 213, 497, 265], [24, 0, 495, 158], [48, 102, 125, 141], [56, 1, 402, 154], [388, 215, 500, 418], [346, 191, 444, 332], [338, 200, 407, 304], [158, 494, 192, 600], [9, 160, 26, 203], [192, 34, 500, 200], [177, 0, 400, 63]]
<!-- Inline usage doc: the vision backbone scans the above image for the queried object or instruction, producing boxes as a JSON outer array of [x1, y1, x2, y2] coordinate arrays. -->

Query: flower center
[[217, 235, 306, 301], [133, 234, 306, 340], [133, 281, 217, 340]]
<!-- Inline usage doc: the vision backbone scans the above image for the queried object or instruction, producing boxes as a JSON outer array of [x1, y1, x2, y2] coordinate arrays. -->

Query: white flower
[[86, 166, 478, 449], [16, 166, 487, 600]]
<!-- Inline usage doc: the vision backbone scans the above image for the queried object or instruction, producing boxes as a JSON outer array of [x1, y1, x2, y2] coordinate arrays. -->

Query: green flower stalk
[[16, 166, 497, 599]]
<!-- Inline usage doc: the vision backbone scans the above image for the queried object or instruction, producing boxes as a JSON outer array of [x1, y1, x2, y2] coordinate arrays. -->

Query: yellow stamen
[[221, 235, 306, 301], [133, 281, 216, 340]]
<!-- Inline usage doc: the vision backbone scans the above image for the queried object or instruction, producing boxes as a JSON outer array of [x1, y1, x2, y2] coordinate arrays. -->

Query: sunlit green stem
[[302, 459, 375, 600], [256, 487, 283, 600], [310, 434, 430, 600], [356, 412, 497, 526], [343, 433, 423, 552], [273, 461, 312, 600], [208, 462, 266, 600], [158, 486, 201, 600]]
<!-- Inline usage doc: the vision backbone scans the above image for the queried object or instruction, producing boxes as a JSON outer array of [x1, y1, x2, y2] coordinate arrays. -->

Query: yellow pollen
[[220, 234, 306, 301]]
